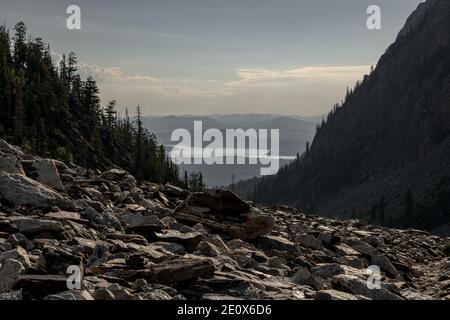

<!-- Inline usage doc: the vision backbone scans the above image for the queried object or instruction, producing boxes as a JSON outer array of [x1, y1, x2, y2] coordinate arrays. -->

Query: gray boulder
[[0, 259, 26, 293], [22, 159, 65, 191], [332, 274, 404, 300], [0, 172, 72, 209], [0, 156, 25, 175], [9, 217, 64, 235]]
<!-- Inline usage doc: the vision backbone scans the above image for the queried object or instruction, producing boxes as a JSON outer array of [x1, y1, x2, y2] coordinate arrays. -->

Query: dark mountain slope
[[237, 0, 450, 230]]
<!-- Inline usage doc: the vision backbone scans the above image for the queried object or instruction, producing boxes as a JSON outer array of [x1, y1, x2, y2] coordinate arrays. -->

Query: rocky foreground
[[0, 139, 449, 300]]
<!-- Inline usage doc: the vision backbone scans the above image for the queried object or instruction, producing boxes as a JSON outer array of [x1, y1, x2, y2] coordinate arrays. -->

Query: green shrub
[[56, 146, 74, 164]]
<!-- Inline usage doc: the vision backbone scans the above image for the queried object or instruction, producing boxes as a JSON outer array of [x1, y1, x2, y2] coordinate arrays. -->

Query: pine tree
[[378, 196, 386, 225], [0, 22, 182, 187], [405, 189, 414, 219], [67, 52, 77, 86], [13, 22, 27, 69], [0, 25, 12, 130], [12, 70, 25, 143], [105, 100, 117, 133], [184, 171, 189, 189], [134, 105, 144, 179], [60, 54, 67, 81]]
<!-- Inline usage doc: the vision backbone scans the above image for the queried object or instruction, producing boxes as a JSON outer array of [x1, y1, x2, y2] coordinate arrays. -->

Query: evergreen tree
[[0, 22, 182, 187], [378, 196, 386, 225], [134, 105, 144, 179], [67, 52, 77, 86], [12, 70, 25, 143], [105, 100, 117, 133], [405, 189, 414, 220], [13, 22, 27, 69]]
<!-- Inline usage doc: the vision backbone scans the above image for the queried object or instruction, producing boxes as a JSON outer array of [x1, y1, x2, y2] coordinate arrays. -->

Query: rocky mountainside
[[236, 0, 450, 230], [0, 139, 449, 300]]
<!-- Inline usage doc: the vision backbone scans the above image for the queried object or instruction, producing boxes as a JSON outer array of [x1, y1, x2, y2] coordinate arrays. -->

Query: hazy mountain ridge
[[143, 114, 318, 186]]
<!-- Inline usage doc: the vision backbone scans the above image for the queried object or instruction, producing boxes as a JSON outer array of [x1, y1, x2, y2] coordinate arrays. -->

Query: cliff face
[[0, 139, 449, 300], [237, 0, 450, 230]]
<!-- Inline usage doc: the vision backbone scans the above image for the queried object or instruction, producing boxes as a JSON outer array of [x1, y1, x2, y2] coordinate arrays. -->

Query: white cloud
[[227, 65, 371, 87], [54, 58, 233, 98], [88, 63, 370, 115], [49, 52, 371, 115]]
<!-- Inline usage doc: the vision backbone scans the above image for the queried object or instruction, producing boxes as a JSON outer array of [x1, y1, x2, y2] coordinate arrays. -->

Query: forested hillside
[[0, 22, 181, 185], [235, 0, 450, 231]]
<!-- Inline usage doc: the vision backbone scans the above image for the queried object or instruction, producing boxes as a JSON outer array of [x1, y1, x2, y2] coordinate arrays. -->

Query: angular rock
[[149, 258, 215, 284], [81, 207, 122, 231], [314, 289, 359, 300], [102, 169, 136, 191], [93, 288, 116, 300], [37, 244, 83, 275], [44, 211, 87, 224], [201, 293, 244, 300], [153, 230, 202, 253], [291, 267, 324, 290], [175, 210, 274, 240], [332, 274, 404, 300], [401, 290, 434, 300], [295, 234, 321, 250], [343, 238, 377, 256], [0, 238, 13, 252], [0, 173, 72, 209], [333, 243, 361, 256], [335, 255, 366, 269], [0, 246, 31, 269], [153, 242, 185, 255], [122, 214, 163, 237], [161, 184, 190, 198], [0, 156, 25, 175], [0, 139, 24, 157], [371, 255, 402, 279], [0, 259, 25, 293], [317, 232, 333, 244], [9, 217, 64, 235], [255, 265, 287, 277], [0, 290, 22, 300], [142, 289, 173, 300], [226, 216, 274, 240], [22, 159, 65, 191], [311, 263, 345, 278], [255, 235, 297, 252], [15, 275, 69, 300], [101, 168, 129, 181], [44, 291, 77, 300], [107, 284, 135, 300], [177, 190, 251, 218], [154, 191, 170, 207], [196, 240, 222, 257], [267, 256, 289, 270]]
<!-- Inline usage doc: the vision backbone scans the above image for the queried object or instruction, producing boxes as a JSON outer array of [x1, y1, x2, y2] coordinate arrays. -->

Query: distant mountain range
[[143, 114, 319, 186], [234, 0, 450, 232]]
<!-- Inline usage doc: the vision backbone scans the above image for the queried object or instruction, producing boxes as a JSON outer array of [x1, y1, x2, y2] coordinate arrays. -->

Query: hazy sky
[[1, 0, 424, 116]]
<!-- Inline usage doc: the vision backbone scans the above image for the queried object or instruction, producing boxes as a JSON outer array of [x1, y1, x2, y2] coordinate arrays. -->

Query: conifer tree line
[[0, 22, 184, 185]]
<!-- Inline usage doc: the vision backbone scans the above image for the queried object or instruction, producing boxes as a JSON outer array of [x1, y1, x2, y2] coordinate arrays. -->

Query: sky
[[1, 0, 424, 116]]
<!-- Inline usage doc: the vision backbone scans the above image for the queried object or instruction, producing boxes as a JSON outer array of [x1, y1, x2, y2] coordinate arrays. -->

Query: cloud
[[78, 63, 122, 81], [49, 52, 371, 115], [50, 54, 232, 98], [226, 65, 371, 87], [50, 51, 63, 65]]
